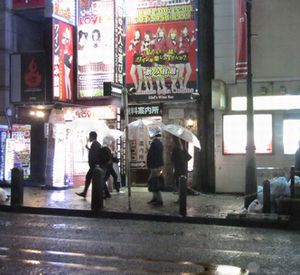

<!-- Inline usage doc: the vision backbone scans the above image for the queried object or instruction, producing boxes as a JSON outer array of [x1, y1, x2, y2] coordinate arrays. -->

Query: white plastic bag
[[0, 188, 8, 203], [247, 199, 263, 213]]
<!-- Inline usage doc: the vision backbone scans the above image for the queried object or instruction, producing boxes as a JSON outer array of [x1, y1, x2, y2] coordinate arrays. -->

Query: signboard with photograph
[[125, 0, 198, 102], [52, 19, 75, 103], [77, 0, 115, 99]]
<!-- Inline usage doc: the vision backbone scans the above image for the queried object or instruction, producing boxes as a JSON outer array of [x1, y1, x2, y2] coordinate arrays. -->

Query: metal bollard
[[263, 179, 271, 213], [91, 167, 104, 214], [11, 168, 24, 206], [290, 166, 295, 198], [179, 175, 187, 217]]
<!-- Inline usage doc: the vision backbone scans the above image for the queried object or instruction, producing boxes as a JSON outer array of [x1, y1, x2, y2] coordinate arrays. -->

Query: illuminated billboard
[[51, 0, 76, 25], [223, 114, 273, 154], [77, 0, 115, 99], [125, 0, 198, 101], [52, 19, 75, 103]]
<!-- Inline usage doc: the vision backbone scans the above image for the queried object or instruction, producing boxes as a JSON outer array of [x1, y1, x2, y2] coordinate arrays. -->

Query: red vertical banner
[[52, 19, 74, 103], [236, 0, 248, 80]]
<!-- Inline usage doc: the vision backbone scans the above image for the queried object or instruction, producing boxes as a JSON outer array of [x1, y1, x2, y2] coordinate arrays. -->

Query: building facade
[[214, 0, 300, 192]]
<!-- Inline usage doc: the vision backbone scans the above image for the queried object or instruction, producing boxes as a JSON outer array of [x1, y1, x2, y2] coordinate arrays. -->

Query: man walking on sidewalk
[[76, 131, 110, 199]]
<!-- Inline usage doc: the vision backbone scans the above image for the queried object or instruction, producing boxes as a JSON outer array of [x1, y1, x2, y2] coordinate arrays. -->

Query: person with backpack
[[76, 131, 111, 199]]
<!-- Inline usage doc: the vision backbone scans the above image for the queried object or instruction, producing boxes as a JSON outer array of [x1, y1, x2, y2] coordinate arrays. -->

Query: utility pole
[[244, 0, 257, 208], [194, 0, 215, 193]]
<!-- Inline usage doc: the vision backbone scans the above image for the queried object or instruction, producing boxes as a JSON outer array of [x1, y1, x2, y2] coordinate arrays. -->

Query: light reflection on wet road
[[0, 212, 299, 274]]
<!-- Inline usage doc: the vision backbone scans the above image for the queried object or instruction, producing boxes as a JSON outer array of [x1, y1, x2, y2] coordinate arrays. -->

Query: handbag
[[148, 175, 164, 192]]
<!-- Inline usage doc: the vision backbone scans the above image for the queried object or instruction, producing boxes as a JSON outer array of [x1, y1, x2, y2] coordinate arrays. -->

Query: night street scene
[[1, 0, 300, 274]]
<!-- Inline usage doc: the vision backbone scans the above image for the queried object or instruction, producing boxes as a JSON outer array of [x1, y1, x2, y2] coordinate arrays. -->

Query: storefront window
[[283, 119, 300, 154], [223, 114, 272, 154]]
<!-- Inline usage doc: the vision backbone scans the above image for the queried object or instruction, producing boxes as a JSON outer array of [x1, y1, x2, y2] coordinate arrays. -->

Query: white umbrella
[[163, 124, 201, 149], [71, 118, 109, 133], [104, 129, 123, 140], [127, 119, 164, 140]]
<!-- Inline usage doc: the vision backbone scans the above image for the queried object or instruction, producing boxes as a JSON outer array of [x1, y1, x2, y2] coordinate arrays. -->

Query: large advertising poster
[[13, 0, 45, 10], [125, 0, 198, 101], [52, 19, 75, 103], [77, 0, 115, 99], [21, 52, 45, 102]]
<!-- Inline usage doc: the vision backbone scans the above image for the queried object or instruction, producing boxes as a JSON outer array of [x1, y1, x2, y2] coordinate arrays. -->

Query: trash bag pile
[[249, 176, 293, 213], [270, 176, 290, 199]]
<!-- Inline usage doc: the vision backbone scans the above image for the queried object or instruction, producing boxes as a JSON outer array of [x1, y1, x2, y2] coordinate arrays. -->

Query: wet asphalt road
[[0, 212, 299, 274]]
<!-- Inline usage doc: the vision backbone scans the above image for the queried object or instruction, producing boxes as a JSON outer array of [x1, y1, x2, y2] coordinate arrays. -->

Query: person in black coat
[[147, 129, 164, 206], [171, 136, 191, 201], [76, 131, 110, 198]]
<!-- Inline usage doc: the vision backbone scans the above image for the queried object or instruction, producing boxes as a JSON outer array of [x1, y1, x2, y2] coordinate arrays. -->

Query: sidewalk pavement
[[0, 185, 294, 229]]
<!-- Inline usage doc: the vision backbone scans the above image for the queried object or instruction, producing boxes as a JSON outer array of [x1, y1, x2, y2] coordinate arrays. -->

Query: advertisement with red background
[[13, 0, 45, 10], [126, 0, 198, 102], [21, 52, 45, 102], [52, 19, 74, 103]]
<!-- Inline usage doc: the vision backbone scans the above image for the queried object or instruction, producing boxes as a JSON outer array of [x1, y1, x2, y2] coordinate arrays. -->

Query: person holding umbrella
[[146, 128, 164, 206], [171, 136, 192, 202]]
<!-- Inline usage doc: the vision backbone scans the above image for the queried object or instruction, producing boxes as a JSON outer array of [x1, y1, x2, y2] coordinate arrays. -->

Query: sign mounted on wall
[[13, 0, 45, 10], [52, 19, 75, 103], [10, 52, 46, 103], [77, 0, 115, 99], [125, 0, 198, 102]]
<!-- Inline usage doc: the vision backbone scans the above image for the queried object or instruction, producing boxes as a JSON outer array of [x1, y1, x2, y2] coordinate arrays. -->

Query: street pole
[[244, 0, 257, 208], [122, 87, 131, 211]]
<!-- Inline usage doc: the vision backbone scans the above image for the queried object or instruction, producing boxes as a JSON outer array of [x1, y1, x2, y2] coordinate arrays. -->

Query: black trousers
[[83, 166, 110, 196], [104, 163, 120, 192]]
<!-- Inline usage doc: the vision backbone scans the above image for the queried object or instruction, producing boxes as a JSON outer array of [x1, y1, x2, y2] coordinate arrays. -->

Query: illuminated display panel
[[232, 95, 300, 111], [52, 19, 75, 103], [52, 0, 76, 26], [283, 119, 300, 155], [77, 0, 115, 99], [223, 114, 272, 154]]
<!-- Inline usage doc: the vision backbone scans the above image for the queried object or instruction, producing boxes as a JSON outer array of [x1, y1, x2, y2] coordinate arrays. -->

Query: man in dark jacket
[[147, 128, 164, 206], [76, 131, 110, 198]]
